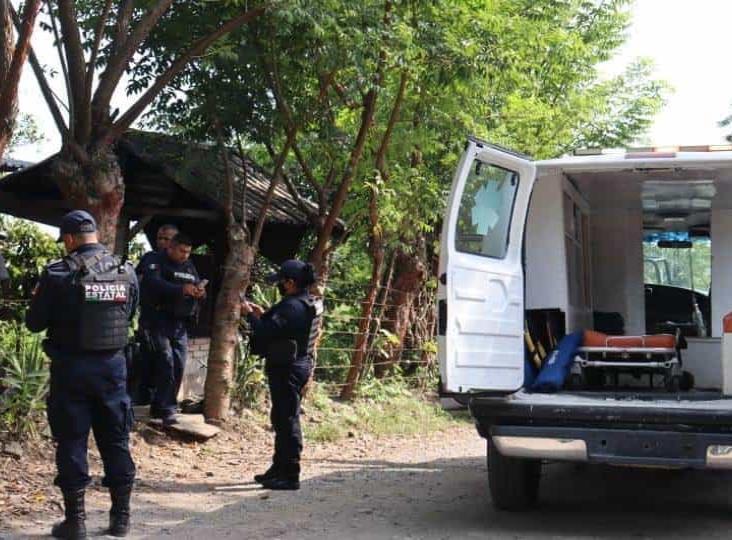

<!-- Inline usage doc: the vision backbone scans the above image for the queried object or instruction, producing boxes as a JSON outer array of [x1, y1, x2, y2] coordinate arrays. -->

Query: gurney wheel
[[567, 373, 584, 390], [680, 371, 695, 391]]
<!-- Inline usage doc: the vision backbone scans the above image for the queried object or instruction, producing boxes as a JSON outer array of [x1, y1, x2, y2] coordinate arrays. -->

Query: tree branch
[[252, 128, 296, 249], [292, 142, 324, 198], [0, 0, 41, 122], [92, 0, 174, 124], [85, 0, 114, 109], [215, 119, 235, 228], [57, 0, 89, 142], [235, 136, 249, 226], [309, 0, 392, 268], [375, 70, 408, 176], [107, 6, 267, 143], [45, 1, 73, 130], [8, 2, 68, 138], [265, 141, 316, 220], [332, 80, 360, 110]]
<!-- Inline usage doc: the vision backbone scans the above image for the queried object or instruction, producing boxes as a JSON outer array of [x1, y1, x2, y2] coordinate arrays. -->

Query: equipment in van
[[531, 331, 583, 392], [569, 330, 687, 391]]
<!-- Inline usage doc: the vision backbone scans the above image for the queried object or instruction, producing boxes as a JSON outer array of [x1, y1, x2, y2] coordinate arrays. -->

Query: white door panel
[[438, 139, 535, 394]]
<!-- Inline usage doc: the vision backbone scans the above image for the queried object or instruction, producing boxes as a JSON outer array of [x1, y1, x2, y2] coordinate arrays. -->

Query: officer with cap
[[26, 210, 138, 539], [139, 233, 205, 425], [243, 259, 323, 490]]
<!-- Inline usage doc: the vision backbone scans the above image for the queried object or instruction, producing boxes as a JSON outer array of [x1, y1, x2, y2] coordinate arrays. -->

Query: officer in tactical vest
[[135, 224, 178, 281], [25, 210, 138, 539], [130, 224, 179, 405], [140, 233, 205, 425], [242, 260, 323, 491]]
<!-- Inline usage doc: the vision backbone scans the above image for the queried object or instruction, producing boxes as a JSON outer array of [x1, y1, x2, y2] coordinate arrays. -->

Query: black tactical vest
[[298, 295, 324, 358], [160, 263, 198, 319], [65, 251, 134, 351]]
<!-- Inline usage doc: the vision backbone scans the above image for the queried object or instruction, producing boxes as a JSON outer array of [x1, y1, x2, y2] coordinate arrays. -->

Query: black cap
[[266, 259, 310, 284], [57, 210, 97, 241]]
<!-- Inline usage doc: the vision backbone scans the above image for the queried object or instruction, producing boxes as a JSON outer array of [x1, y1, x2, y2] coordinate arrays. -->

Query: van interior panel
[[526, 162, 732, 394]]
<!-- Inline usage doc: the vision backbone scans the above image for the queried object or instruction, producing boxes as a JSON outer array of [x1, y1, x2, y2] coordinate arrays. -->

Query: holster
[[266, 339, 298, 369]]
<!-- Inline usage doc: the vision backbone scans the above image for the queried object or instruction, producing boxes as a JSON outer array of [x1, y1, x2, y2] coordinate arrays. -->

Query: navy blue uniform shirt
[[248, 292, 314, 358], [139, 251, 200, 328]]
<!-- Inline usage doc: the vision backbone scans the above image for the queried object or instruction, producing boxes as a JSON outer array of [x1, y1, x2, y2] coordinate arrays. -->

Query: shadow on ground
[[6, 455, 732, 539]]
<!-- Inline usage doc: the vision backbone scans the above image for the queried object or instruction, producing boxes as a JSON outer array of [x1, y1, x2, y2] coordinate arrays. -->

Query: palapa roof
[[0, 131, 338, 261], [119, 130, 320, 227]]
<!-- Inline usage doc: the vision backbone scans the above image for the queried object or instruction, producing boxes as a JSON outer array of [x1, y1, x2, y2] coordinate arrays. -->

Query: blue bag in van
[[531, 331, 583, 393]]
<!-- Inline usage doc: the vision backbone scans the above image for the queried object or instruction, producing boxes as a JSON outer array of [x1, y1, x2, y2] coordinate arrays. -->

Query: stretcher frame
[[570, 345, 683, 391]]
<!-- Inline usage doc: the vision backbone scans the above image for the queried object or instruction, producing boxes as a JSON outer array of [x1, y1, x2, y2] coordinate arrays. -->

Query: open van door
[[438, 138, 536, 395]]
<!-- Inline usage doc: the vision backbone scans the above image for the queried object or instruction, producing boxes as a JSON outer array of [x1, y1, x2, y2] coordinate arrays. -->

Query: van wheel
[[487, 439, 541, 511]]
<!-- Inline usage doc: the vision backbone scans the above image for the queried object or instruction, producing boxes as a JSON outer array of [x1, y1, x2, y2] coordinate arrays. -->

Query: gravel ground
[[5, 422, 732, 539]]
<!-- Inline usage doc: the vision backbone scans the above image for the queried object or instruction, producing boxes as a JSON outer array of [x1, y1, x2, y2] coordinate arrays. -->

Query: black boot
[[261, 463, 300, 491], [260, 477, 300, 490], [107, 484, 133, 537], [51, 489, 87, 539], [254, 464, 280, 485]]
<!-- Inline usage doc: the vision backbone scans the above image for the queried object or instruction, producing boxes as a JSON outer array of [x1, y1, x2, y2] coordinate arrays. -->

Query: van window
[[454, 160, 519, 259]]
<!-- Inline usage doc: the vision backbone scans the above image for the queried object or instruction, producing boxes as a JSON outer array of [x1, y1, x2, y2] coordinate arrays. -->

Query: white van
[[438, 137, 732, 510]]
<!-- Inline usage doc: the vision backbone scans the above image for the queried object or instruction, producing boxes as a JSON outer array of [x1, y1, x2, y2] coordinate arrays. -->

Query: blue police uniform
[[139, 251, 200, 421], [248, 261, 322, 490], [128, 250, 160, 405], [26, 212, 138, 538], [27, 242, 138, 490]]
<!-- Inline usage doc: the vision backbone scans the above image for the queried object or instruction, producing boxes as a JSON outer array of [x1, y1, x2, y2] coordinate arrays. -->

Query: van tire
[[487, 439, 541, 511]]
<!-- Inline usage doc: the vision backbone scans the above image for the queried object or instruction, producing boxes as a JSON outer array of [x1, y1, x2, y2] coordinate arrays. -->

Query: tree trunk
[[0, 0, 41, 160], [341, 227, 384, 399], [0, 0, 15, 159], [203, 223, 254, 424], [52, 147, 125, 249], [375, 246, 426, 377]]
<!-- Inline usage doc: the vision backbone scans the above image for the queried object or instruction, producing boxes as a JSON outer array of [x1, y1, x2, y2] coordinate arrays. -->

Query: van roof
[[537, 149, 732, 172]]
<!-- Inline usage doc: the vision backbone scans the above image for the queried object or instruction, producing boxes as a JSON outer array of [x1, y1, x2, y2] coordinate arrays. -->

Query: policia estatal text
[[26, 211, 138, 539], [243, 260, 323, 491]]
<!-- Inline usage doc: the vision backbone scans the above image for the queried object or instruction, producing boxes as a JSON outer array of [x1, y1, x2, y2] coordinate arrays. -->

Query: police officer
[[243, 260, 322, 491], [25, 210, 138, 539], [135, 224, 178, 281], [140, 233, 205, 425], [130, 224, 179, 404]]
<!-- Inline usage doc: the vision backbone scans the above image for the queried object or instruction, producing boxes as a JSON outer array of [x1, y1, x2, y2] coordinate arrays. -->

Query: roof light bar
[[575, 144, 732, 157]]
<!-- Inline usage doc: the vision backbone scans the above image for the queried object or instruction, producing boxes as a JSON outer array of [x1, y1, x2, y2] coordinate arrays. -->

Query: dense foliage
[[1, 1, 669, 412], [130, 0, 668, 395]]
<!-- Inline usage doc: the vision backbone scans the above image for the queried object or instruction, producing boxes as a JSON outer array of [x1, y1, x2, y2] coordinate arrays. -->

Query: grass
[[302, 379, 469, 443]]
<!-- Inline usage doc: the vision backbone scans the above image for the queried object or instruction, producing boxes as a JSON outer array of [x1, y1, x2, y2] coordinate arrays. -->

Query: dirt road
[[6, 423, 732, 539]]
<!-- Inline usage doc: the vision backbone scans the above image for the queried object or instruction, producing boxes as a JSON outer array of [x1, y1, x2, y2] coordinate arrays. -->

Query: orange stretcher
[[568, 330, 685, 391]]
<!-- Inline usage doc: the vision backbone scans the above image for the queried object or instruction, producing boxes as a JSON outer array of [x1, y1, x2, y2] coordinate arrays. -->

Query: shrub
[[0, 323, 49, 439]]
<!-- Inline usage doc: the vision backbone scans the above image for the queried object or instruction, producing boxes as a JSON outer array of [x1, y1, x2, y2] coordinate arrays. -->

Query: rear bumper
[[470, 393, 732, 430], [490, 426, 732, 469], [472, 393, 732, 469]]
